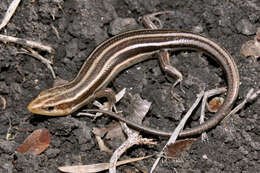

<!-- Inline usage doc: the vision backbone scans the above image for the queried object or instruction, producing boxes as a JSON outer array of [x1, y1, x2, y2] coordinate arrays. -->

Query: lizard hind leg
[[158, 50, 184, 101]]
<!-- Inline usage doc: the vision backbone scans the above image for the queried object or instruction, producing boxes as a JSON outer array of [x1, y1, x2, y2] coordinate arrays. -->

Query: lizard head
[[27, 88, 73, 116]]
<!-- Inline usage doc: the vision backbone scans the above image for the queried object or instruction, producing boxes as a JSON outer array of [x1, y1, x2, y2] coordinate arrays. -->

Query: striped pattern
[[28, 29, 240, 137]]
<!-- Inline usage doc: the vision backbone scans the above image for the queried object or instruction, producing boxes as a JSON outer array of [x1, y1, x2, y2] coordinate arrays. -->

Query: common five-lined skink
[[27, 29, 240, 137]]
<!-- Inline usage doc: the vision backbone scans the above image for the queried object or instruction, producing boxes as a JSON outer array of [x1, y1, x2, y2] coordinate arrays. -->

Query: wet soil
[[0, 0, 259, 172]]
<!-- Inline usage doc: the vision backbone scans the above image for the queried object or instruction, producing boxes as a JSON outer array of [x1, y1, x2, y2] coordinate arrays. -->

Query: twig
[[95, 135, 113, 154], [5, 114, 15, 141], [109, 94, 154, 173], [51, 24, 61, 40], [150, 90, 205, 173], [109, 129, 155, 173], [0, 95, 6, 110], [18, 48, 56, 79], [0, 0, 21, 30], [0, 34, 54, 53], [200, 87, 226, 141]]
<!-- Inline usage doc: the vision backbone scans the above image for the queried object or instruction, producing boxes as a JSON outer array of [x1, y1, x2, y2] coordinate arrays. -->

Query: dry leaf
[[16, 128, 51, 154], [164, 139, 196, 158], [207, 96, 224, 113]]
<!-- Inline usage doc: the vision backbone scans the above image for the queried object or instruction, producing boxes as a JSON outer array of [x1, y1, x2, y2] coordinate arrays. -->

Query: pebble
[[236, 18, 256, 36], [109, 17, 139, 35]]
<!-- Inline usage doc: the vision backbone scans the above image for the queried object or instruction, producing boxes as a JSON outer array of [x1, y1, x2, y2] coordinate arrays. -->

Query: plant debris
[[207, 96, 224, 113], [16, 128, 51, 155], [58, 155, 153, 173], [164, 138, 196, 158], [240, 27, 260, 60], [0, 0, 21, 30]]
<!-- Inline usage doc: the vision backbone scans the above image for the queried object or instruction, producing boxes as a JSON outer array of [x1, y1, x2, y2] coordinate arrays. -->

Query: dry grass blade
[[0, 0, 21, 30], [19, 48, 56, 78], [150, 90, 204, 173], [58, 155, 153, 173], [0, 34, 54, 53]]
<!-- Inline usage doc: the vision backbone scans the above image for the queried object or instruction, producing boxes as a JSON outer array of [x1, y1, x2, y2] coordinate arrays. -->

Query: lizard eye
[[46, 106, 55, 112]]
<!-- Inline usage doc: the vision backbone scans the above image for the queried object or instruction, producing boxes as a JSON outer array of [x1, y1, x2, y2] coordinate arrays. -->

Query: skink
[[27, 29, 240, 137]]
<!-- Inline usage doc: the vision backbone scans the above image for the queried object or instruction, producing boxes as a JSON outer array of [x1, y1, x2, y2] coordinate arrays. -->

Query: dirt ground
[[0, 0, 259, 172]]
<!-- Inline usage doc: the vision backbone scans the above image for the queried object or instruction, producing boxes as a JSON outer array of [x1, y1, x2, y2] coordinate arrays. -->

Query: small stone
[[239, 146, 249, 155], [192, 24, 204, 33], [109, 17, 139, 35], [236, 18, 256, 36], [240, 28, 260, 59], [74, 125, 92, 145], [65, 39, 79, 58], [45, 148, 60, 158], [0, 139, 17, 154]]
